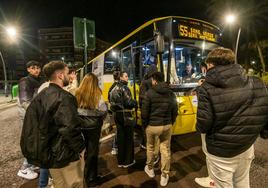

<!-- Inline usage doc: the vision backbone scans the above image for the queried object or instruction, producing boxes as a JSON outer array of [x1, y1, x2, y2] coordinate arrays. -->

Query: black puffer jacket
[[20, 83, 85, 168], [142, 82, 178, 127], [197, 64, 268, 157], [109, 80, 136, 111]]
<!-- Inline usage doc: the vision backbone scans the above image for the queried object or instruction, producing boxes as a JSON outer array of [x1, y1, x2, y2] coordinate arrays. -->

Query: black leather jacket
[[20, 83, 85, 168], [18, 74, 42, 110], [109, 80, 136, 112]]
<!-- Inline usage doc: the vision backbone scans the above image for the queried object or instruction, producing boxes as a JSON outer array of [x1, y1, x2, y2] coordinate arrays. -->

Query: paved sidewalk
[[0, 94, 17, 110]]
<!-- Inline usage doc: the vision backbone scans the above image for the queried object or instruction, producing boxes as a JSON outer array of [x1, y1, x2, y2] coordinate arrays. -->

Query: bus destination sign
[[176, 19, 221, 43]]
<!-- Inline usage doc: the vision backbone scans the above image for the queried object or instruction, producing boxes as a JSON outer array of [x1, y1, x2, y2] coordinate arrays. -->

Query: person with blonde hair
[[75, 73, 107, 187]]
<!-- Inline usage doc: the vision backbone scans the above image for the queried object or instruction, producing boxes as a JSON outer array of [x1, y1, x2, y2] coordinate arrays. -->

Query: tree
[[206, 0, 268, 72]]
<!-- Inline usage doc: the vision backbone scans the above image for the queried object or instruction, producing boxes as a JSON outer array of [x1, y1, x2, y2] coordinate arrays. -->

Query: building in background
[[38, 27, 111, 69], [0, 26, 111, 90]]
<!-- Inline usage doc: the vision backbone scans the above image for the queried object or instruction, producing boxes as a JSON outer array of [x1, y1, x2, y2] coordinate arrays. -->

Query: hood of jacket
[[205, 64, 248, 88], [152, 82, 171, 94]]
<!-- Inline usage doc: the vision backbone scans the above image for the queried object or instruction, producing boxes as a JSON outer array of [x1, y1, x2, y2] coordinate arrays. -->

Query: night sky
[[1, 0, 268, 44], [0, 0, 211, 43]]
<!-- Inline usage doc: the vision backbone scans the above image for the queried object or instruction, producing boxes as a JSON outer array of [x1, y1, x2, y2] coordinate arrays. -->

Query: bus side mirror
[[154, 31, 165, 54]]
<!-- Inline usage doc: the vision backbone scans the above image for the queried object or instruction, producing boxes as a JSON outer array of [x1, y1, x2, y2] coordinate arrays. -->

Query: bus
[[78, 16, 222, 135]]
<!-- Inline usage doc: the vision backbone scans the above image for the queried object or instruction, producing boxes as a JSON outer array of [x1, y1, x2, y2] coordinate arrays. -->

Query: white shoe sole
[[144, 166, 155, 178], [17, 171, 38, 180], [123, 160, 136, 168], [160, 175, 169, 187]]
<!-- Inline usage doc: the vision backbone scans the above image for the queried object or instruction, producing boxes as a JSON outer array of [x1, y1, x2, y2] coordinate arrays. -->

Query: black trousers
[[82, 126, 102, 185], [114, 112, 134, 165]]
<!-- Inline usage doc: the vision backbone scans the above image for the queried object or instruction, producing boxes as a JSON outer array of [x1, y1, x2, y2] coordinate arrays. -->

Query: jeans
[[49, 160, 84, 188], [146, 124, 172, 175], [38, 168, 49, 188], [206, 145, 254, 188]]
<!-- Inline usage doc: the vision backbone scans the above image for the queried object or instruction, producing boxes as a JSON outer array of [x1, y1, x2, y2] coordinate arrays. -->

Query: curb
[[0, 101, 17, 111]]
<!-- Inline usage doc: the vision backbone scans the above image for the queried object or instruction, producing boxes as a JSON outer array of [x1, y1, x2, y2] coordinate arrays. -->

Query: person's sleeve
[[54, 94, 85, 154], [196, 86, 214, 133], [122, 87, 136, 109], [98, 97, 108, 118], [19, 79, 31, 110], [141, 92, 150, 127], [260, 123, 268, 139], [171, 93, 178, 124]]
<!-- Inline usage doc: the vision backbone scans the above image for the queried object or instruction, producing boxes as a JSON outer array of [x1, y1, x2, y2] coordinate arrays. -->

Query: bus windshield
[[169, 42, 217, 85]]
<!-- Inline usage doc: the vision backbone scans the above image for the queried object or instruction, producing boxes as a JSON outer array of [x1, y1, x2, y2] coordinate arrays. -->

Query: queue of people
[[18, 47, 268, 188]]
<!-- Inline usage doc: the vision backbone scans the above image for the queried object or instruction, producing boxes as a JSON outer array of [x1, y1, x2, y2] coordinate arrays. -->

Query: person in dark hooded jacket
[[139, 64, 159, 154], [196, 47, 268, 188], [17, 60, 42, 180], [108, 70, 120, 155], [142, 72, 178, 187]]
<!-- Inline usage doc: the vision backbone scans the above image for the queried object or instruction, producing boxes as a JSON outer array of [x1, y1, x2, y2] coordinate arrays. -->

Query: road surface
[[0, 105, 267, 188]]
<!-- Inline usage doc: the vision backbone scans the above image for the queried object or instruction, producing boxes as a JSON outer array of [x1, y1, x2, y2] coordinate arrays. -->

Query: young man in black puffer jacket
[[142, 72, 178, 187], [196, 47, 268, 188]]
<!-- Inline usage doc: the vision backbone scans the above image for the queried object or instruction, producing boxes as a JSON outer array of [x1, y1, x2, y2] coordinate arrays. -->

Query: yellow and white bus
[[78, 16, 222, 135]]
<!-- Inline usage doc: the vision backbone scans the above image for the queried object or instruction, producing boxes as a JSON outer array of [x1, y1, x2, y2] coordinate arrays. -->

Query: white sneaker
[[194, 177, 215, 188], [160, 174, 169, 187], [17, 168, 38, 180], [123, 160, 136, 168], [144, 165, 155, 178], [111, 148, 118, 155], [48, 177, 53, 186], [29, 165, 39, 171]]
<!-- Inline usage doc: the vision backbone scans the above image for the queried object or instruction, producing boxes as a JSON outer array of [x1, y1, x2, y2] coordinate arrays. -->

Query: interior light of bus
[[142, 47, 150, 51], [197, 53, 201, 57], [202, 42, 206, 50], [173, 20, 177, 23], [112, 51, 118, 57], [175, 47, 183, 51]]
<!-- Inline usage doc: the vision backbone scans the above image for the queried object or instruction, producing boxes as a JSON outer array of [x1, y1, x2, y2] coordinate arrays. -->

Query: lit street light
[[225, 14, 236, 24], [224, 14, 241, 64], [1, 25, 19, 97], [6, 27, 17, 38]]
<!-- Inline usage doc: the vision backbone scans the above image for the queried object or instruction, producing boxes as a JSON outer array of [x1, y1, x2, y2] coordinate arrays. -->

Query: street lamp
[[225, 14, 241, 64], [1, 26, 18, 97]]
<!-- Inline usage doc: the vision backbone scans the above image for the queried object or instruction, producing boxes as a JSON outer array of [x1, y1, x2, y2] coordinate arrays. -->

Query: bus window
[[140, 41, 170, 81], [174, 45, 209, 84], [121, 48, 134, 81], [140, 41, 157, 76], [104, 51, 120, 74]]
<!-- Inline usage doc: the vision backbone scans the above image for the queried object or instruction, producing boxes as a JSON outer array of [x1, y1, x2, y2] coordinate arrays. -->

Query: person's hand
[[198, 79, 205, 86], [79, 149, 85, 159], [69, 72, 77, 81]]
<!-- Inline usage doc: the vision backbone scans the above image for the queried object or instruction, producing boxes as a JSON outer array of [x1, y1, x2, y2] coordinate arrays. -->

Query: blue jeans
[[38, 168, 49, 188]]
